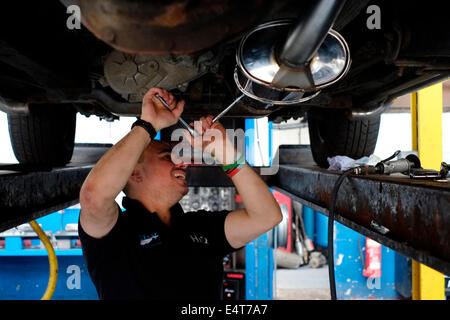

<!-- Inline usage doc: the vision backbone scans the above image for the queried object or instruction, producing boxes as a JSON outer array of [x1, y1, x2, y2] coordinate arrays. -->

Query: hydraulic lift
[[1, 137, 449, 300], [1, 144, 449, 275], [269, 146, 450, 277]]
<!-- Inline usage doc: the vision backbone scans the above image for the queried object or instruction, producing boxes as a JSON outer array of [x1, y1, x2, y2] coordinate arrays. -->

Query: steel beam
[[0, 144, 110, 232], [0, 166, 92, 232], [0, 166, 232, 233], [267, 164, 450, 275], [2, 139, 449, 279]]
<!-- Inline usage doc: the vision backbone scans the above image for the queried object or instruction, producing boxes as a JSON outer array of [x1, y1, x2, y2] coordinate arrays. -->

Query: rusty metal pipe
[[0, 97, 29, 115]]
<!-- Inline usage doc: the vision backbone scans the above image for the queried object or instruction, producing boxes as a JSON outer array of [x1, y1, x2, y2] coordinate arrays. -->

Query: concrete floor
[[275, 264, 331, 300]]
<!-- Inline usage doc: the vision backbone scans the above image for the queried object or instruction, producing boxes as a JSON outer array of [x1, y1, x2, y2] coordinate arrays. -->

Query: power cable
[[327, 167, 358, 300], [326, 150, 447, 299]]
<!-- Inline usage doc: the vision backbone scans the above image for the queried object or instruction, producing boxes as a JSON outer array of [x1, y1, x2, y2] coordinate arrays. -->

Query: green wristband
[[222, 155, 245, 171]]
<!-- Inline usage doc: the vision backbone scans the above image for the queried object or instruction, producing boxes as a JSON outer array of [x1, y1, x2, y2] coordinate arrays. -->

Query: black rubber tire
[[7, 105, 76, 166], [308, 109, 380, 168]]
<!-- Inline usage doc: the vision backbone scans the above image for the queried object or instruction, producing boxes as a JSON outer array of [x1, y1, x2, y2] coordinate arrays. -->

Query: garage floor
[[275, 264, 331, 300]]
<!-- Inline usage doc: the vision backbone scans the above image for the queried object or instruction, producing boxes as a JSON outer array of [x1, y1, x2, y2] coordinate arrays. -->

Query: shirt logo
[[139, 233, 161, 248], [189, 234, 209, 245]]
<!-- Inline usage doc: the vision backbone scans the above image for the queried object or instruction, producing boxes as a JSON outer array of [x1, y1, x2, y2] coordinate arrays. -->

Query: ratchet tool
[[155, 94, 199, 136]]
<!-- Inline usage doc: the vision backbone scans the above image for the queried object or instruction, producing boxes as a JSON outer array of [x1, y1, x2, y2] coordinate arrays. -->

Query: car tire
[[308, 109, 380, 168], [7, 105, 76, 166]]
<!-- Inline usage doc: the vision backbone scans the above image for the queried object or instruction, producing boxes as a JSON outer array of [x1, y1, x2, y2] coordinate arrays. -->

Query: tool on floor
[[297, 208, 315, 254], [292, 221, 305, 265], [155, 94, 200, 137], [309, 251, 327, 269]]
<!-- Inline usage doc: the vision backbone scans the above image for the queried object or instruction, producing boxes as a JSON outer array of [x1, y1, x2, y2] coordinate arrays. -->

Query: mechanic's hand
[[188, 115, 238, 165], [141, 87, 184, 132]]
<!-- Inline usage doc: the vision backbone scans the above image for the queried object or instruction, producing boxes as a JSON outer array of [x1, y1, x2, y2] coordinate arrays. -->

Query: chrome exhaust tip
[[234, 19, 351, 105]]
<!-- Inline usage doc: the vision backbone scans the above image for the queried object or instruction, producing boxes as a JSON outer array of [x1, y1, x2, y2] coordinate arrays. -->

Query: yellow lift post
[[410, 82, 446, 300]]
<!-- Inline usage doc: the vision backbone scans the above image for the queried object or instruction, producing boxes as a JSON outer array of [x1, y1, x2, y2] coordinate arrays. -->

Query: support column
[[410, 82, 445, 300]]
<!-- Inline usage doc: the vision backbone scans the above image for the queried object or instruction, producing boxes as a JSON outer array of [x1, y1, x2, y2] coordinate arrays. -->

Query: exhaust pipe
[[279, 0, 346, 69], [272, 0, 347, 89], [234, 1, 350, 106]]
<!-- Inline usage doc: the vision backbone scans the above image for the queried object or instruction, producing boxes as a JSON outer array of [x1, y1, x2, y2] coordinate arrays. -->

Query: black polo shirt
[[78, 197, 239, 300]]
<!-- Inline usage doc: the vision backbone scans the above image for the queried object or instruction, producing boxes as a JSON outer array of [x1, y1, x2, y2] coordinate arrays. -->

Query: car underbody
[[1, 0, 450, 166]]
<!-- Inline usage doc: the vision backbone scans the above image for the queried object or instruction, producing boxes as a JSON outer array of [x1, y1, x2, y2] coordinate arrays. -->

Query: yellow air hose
[[29, 220, 58, 300]]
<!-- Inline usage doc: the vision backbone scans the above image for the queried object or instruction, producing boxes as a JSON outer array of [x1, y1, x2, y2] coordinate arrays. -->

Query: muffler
[[234, 0, 350, 105]]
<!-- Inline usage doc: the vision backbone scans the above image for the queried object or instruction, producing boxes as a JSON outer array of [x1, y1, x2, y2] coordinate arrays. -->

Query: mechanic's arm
[[225, 164, 282, 248], [195, 116, 283, 249], [79, 88, 184, 238]]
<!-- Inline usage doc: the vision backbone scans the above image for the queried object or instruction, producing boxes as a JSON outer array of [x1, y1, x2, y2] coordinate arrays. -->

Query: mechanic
[[78, 87, 282, 300]]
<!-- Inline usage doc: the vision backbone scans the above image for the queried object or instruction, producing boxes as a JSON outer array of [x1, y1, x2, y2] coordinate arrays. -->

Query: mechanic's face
[[139, 141, 188, 201]]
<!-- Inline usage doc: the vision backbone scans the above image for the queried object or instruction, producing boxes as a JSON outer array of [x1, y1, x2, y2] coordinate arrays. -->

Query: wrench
[[212, 94, 245, 123], [156, 93, 245, 134], [155, 94, 200, 136]]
